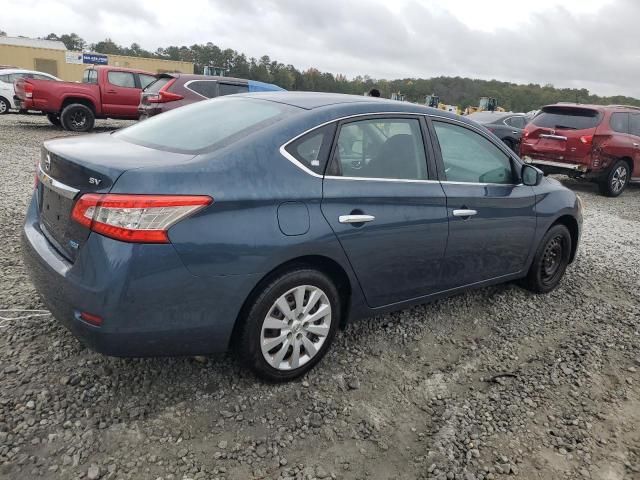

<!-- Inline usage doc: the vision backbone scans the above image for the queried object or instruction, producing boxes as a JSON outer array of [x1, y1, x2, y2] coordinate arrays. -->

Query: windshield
[[115, 96, 298, 153], [532, 107, 602, 130]]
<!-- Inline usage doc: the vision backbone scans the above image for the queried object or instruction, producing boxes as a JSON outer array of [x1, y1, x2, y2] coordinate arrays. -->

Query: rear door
[[102, 70, 141, 117], [320, 115, 449, 308], [522, 106, 602, 166], [429, 118, 537, 288]]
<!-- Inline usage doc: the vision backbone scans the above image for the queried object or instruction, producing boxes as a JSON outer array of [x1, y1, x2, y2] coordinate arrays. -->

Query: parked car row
[[11, 65, 284, 132]]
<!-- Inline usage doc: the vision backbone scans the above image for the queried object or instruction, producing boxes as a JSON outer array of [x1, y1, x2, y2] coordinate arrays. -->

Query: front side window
[[328, 118, 428, 180], [433, 121, 514, 184], [610, 113, 629, 134], [187, 80, 218, 98], [108, 71, 136, 88], [82, 69, 98, 84], [285, 124, 336, 175], [0, 74, 9, 83]]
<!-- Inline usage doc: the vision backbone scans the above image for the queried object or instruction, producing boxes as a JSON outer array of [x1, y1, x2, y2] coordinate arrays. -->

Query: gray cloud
[[2, 0, 638, 97]]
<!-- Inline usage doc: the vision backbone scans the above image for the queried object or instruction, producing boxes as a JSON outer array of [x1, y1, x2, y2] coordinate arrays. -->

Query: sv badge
[[89, 177, 102, 186]]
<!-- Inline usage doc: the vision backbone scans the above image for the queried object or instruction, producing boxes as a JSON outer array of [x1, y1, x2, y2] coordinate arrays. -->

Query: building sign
[[82, 53, 108, 65], [65, 51, 83, 64]]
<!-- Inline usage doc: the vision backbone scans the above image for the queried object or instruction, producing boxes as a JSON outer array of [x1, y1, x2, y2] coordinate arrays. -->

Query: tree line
[[18, 31, 640, 111]]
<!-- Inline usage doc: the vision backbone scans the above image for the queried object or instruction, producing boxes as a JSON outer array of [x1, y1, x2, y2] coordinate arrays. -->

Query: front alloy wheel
[[237, 268, 340, 381], [599, 160, 630, 197]]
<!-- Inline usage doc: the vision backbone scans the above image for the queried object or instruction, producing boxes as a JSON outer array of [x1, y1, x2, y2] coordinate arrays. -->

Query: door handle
[[339, 214, 375, 224], [106, 90, 117, 94], [512, 131, 519, 134], [453, 209, 478, 217], [634, 143, 639, 148]]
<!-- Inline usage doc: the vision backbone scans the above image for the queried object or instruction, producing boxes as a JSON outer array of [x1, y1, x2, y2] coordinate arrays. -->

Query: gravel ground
[[1, 113, 639, 480]]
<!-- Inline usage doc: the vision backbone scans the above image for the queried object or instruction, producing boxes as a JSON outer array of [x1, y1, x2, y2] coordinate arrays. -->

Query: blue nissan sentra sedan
[[22, 92, 583, 381]]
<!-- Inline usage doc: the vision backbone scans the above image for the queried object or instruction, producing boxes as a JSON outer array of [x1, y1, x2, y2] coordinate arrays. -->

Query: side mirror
[[522, 164, 543, 186]]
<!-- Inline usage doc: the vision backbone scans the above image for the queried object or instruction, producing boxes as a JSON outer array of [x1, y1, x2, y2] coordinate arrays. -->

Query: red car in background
[[520, 104, 640, 196], [14, 65, 156, 132]]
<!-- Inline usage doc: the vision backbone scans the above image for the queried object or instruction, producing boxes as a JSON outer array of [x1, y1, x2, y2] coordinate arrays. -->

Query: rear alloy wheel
[[0, 97, 9, 114], [522, 224, 571, 294], [238, 269, 340, 381], [599, 160, 630, 197], [60, 103, 95, 132]]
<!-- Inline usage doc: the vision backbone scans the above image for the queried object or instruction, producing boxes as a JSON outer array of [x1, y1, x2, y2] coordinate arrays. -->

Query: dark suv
[[520, 104, 640, 196], [138, 73, 284, 118]]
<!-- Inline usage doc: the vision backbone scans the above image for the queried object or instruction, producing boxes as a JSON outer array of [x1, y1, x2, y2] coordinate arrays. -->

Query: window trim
[[280, 112, 524, 186]]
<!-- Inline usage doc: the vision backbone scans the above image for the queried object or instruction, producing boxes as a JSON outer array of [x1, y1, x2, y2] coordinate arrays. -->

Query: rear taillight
[[523, 129, 530, 138], [71, 194, 212, 243], [580, 135, 593, 145], [147, 79, 183, 103], [24, 82, 34, 98]]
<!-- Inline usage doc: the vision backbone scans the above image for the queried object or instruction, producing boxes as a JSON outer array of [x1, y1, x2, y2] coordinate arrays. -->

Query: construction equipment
[[426, 94, 440, 108], [464, 97, 505, 115]]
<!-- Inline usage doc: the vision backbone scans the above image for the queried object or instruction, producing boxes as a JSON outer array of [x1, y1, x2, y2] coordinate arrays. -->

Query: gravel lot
[[1, 113, 639, 480]]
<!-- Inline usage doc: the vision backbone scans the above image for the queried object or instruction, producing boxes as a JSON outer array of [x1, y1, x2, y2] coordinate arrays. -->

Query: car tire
[[598, 160, 630, 197], [522, 224, 572, 294], [236, 268, 341, 382], [60, 103, 95, 132], [0, 97, 10, 114], [46, 113, 61, 127]]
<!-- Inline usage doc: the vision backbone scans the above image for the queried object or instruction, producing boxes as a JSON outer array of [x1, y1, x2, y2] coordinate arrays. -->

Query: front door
[[102, 71, 141, 118], [321, 116, 449, 308], [429, 118, 537, 289]]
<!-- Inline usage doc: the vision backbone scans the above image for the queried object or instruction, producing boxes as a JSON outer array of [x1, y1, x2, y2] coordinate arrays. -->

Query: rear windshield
[[532, 107, 602, 130], [144, 76, 172, 93], [115, 96, 297, 153]]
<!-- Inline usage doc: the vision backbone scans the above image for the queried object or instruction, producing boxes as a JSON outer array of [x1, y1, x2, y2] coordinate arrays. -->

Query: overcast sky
[[3, 0, 638, 97]]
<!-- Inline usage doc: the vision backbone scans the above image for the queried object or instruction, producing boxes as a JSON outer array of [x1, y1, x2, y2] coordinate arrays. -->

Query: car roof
[[235, 91, 462, 118], [543, 103, 640, 113], [161, 73, 249, 83]]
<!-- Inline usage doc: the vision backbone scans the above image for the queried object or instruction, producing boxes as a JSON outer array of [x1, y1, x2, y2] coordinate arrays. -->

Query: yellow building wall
[[0, 44, 193, 82]]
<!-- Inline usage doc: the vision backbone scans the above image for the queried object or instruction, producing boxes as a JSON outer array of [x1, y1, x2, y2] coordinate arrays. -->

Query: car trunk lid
[[522, 106, 602, 165], [37, 133, 195, 262]]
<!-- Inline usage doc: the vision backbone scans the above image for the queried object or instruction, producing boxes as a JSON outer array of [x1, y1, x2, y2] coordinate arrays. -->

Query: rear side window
[[139, 74, 156, 89], [144, 77, 171, 93], [329, 118, 428, 180], [284, 124, 336, 175], [187, 80, 218, 98], [506, 116, 526, 129], [532, 107, 601, 130], [115, 97, 297, 153], [0, 74, 8, 83], [108, 71, 136, 88], [219, 83, 249, 96], [610, 113, 629, 134]]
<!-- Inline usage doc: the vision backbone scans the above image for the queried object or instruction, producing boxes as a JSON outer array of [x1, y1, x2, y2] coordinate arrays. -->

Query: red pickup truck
[[14, 65, 156, 132]]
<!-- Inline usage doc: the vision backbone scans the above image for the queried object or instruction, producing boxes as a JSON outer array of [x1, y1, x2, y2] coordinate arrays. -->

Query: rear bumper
[[137, 105, 163, 118], [21, 194, 260, 357]]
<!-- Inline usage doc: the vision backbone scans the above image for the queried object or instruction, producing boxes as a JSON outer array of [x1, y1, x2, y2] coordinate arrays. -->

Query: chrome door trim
[[37, 165, 79, 200]]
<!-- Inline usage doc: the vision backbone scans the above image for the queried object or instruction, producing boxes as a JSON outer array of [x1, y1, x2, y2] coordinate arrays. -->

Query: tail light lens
[[24, 82, 34, 98], [71, 194, 212, 243], [523, 129, 530, 138], [147, 79, 183, 103], [579, 135, 593, 145]]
